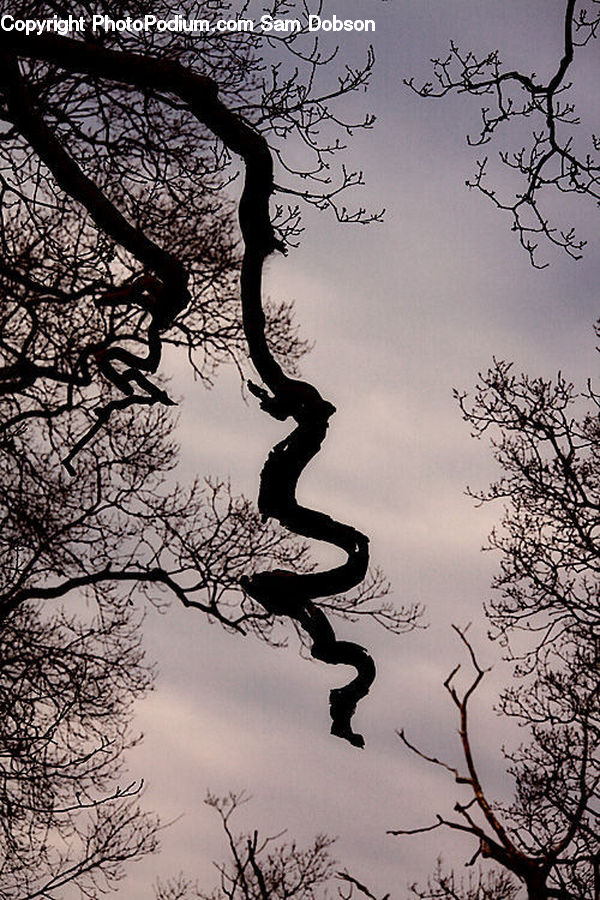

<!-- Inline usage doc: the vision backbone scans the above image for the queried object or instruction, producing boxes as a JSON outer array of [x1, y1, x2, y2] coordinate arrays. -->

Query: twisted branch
[[1, 32, 376, 746]]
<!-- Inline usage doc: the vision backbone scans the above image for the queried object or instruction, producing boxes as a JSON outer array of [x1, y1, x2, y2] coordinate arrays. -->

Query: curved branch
[[2, 31, 377, 746]]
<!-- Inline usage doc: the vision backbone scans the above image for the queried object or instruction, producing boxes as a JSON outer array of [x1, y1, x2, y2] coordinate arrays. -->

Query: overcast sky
[[108, 2, 600, 895]]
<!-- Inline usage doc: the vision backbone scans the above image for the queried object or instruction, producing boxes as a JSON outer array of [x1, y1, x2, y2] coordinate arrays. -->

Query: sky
[[105, 2, 600, 895]]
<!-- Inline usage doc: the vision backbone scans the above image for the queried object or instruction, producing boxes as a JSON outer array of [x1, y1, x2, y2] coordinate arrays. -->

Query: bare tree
[[0, 395, 419, 894], [391, 331, 600, 899], [151, 797, 519, 900], [2, 402, 410, 637], [457, 354, 600, 668], [0, 594, 160, 898], [393, 626, 599, 900], [154, 792, 339, 900], [175, 666, 597, 900], [408, 0, 600, 266], [0, 4, 419, 893], [409, 859, 519, 900], [0, 0, 396, 748]]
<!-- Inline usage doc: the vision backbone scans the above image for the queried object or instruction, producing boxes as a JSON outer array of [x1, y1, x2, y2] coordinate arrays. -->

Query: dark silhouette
[[457, 357, 600, 660], [0, 594, 159, 897], [154, 793, 341, 900], [395, 627, 599, 900], [0, 4, 419, 893], [409, 863, 519, 900], [408, 0, 600, 266], [146, 336, 600, 899], [0, 3, 395, 748], [393, 343, 600, 899]]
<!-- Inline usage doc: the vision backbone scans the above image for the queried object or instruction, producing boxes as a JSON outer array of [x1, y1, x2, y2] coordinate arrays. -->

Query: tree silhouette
[[0, 0, 398, 749], [138, 325, 600, 900], [154, 793, 341, 900], [0, 405, 411, 895], [409, 862, 519, 900], [0, 594, 161, 898], [393, 336, 600, 899], [395, 626, 599, 900], [401, 7, 600, 883], [408, 0, 600, 266], [0, 3, 419, 892]]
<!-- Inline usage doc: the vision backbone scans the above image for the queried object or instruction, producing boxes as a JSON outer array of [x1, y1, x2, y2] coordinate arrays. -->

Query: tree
[[154, 792, 342, 900], [457, 357, 600, 668], [390, 5, 600, 893], [0, 0, 398, 750], [407, 0, 600, 266], [0, 593, 160, 898], [0, 3, 419, 893], [409, 860, 519, 900], [136, 342, 600, 896], [391, 341, 600, 899], [395, 626, 599, 900], [0, 407, 412, 895]]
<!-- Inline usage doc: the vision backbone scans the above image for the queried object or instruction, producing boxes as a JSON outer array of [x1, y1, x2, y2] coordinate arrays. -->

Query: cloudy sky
[[113, 2, 600, 895]]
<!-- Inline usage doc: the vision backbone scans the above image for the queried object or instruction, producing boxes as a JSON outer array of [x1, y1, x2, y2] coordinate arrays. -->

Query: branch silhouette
[[408, 0, 600, 265], [1, 29, 378, 746]]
